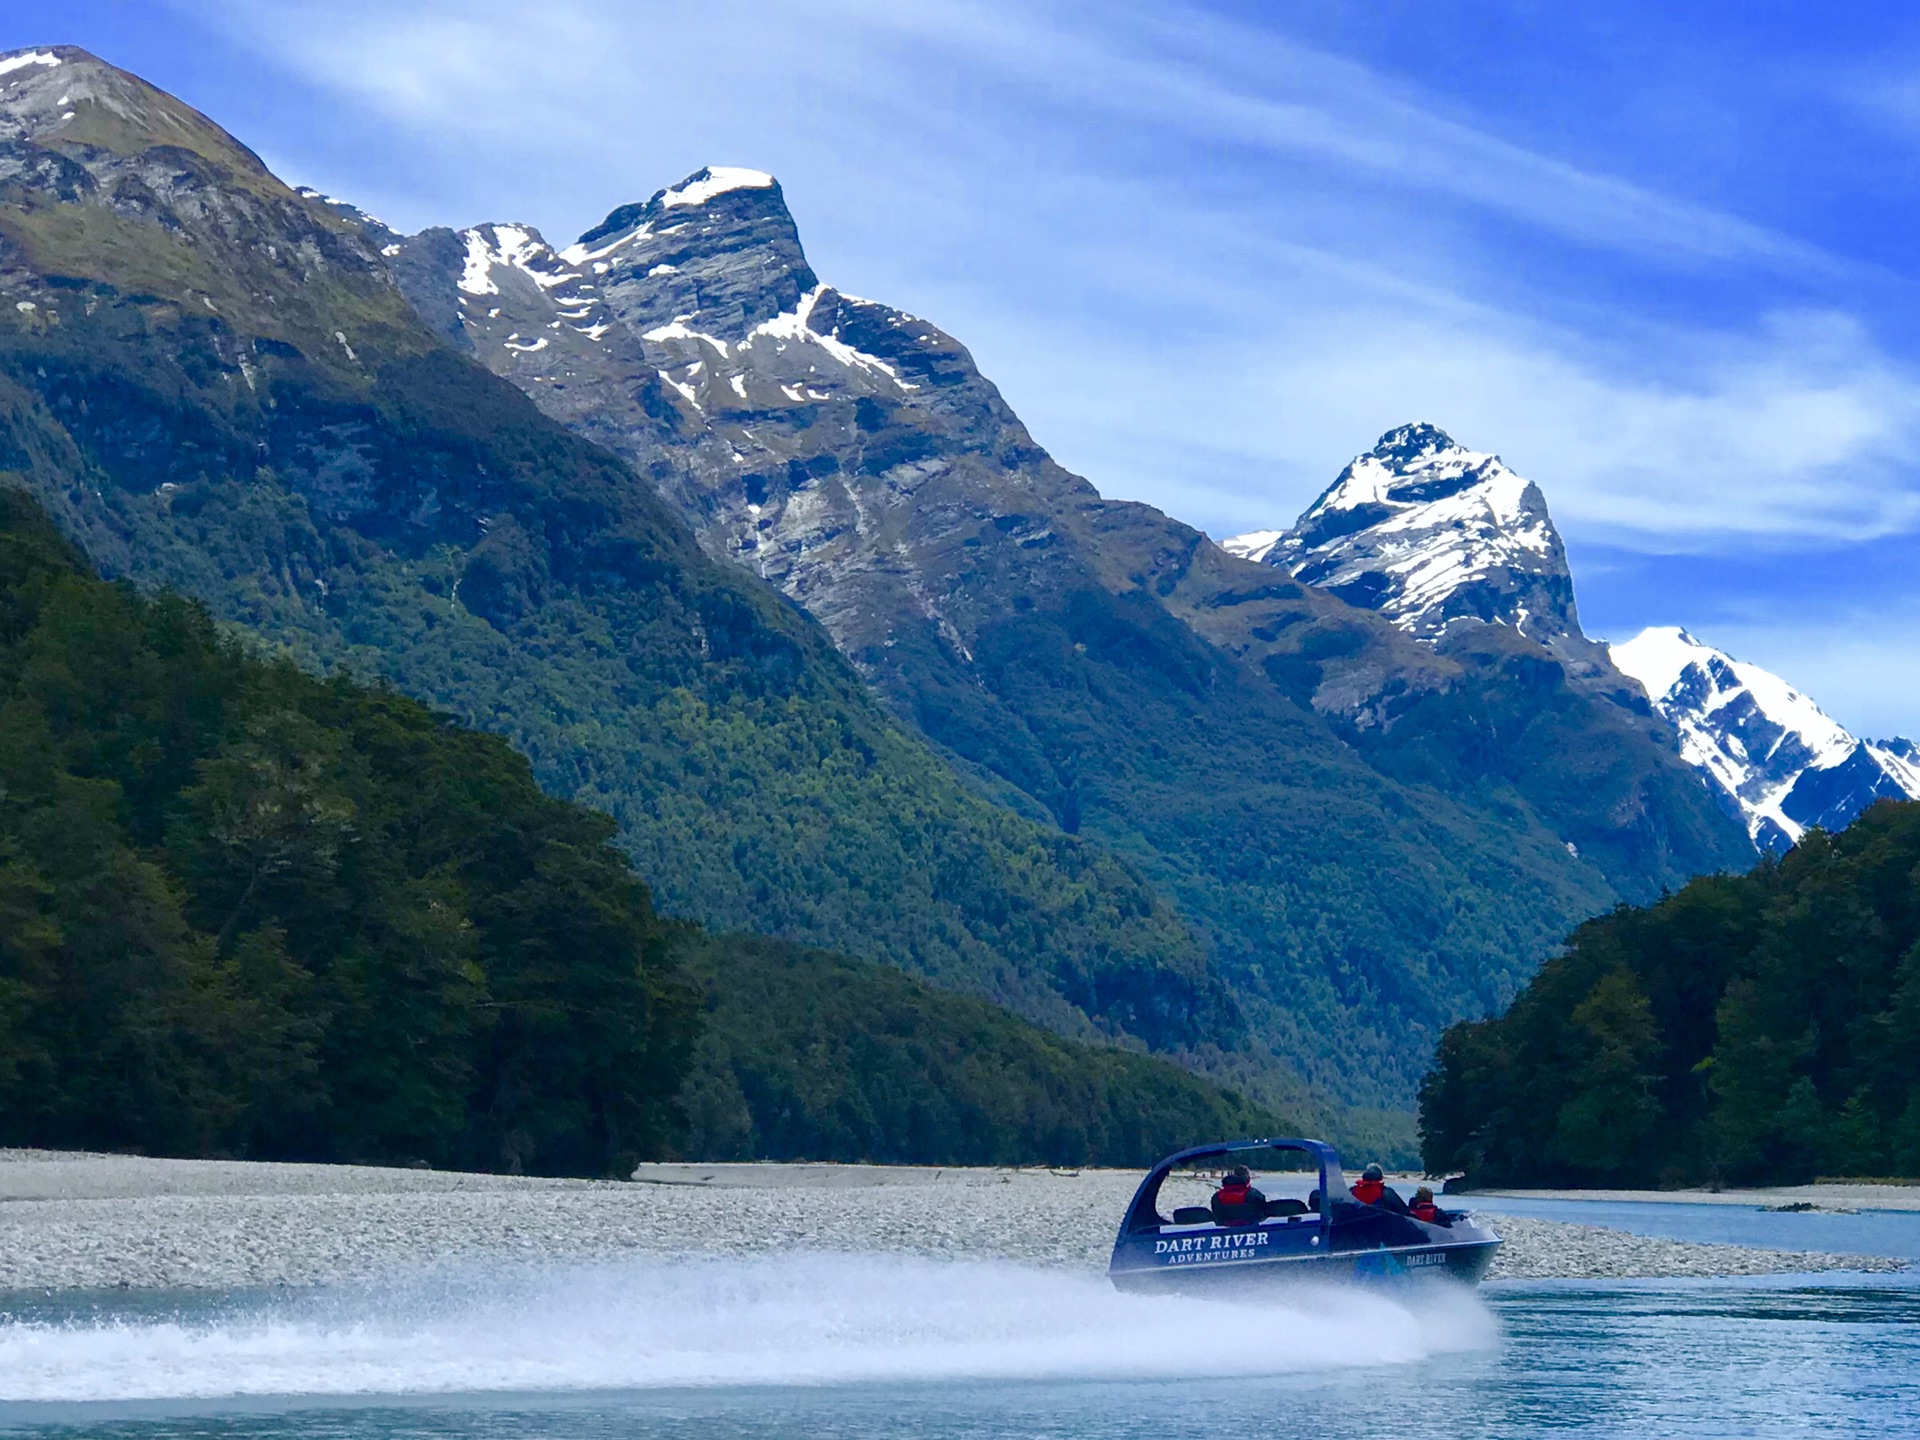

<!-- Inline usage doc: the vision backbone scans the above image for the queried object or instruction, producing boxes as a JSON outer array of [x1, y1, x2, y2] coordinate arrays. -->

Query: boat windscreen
[[1123, 1139, 1345, 1232]]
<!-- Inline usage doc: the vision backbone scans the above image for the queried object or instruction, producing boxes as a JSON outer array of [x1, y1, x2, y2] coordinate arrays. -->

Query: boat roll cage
[[1121, 1137, 1353, 1234]]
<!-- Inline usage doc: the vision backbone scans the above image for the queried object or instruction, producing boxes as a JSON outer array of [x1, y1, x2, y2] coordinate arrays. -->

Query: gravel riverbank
[[0, 1151, 1899, 1292]]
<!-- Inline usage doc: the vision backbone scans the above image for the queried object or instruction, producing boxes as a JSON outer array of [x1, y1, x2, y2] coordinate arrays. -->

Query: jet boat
[[1107, 1137, 1500, 1292]]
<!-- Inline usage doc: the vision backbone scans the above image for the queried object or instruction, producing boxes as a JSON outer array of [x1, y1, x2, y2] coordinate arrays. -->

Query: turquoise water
[[3, 1203, 1916, 1439], [1472, 1194, 1920, 1260]]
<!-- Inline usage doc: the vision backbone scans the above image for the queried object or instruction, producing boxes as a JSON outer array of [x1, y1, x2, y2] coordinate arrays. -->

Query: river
[[1, 1200, 1915, 1438]]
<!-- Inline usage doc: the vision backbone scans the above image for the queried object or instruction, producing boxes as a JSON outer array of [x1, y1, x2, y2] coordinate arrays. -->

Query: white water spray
[[0, 1253, 1498, 1403]]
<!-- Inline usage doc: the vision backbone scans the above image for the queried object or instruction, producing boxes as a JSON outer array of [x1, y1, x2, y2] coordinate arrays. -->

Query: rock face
[[1609, 628, 1920, 851], [1226, 423, 1606, 676], [1234, 424, 1914, 855], [391, 166, 1756, 1104], [0, 49, 1234, 1069]]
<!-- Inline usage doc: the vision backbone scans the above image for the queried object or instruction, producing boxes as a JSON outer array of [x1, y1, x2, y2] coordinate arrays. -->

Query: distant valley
[[389, 164, 1766, 1110], [0, 45, 1868, 1157]]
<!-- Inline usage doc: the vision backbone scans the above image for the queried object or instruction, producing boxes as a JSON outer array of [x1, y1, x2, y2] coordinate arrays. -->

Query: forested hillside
[[675, 935, 1278, 1166], [0, 486, 695, 1176], [1421, 800, 1920, 1186], [0, 484, 1279, 1174], [0, 46, 1221, 1067], [413, 169, 1750, 1108]]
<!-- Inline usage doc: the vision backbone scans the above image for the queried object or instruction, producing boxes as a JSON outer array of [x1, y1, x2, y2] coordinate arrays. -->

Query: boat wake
[[0, 1252, 1498, 1404]]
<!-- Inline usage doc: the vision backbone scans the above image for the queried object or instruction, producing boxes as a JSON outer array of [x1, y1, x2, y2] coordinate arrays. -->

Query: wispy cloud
[[181, 0, 1854, 276], [174, 0, 1920, 562]]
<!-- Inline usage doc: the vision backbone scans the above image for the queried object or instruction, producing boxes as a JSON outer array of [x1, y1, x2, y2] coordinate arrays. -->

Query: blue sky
[[12, 1, 1920, 735]]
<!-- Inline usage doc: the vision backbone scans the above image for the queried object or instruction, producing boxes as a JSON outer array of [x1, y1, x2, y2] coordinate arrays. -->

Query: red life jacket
[[1351, 1178, 1385, 1205], [1215, 1182, 1254, 1208], [1410, 1201, 1442, 1223]]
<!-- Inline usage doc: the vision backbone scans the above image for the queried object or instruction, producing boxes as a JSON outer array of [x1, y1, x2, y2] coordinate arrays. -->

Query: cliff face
[[1612, 627, 1920, 850], [390, 165, 1752, 1102], [0, 51, 1226, 1068]]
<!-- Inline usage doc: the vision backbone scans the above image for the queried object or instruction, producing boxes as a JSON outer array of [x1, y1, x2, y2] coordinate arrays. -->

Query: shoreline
[[1466, 1181, 1920, 1212], [0, 1151, 1902, 1293]]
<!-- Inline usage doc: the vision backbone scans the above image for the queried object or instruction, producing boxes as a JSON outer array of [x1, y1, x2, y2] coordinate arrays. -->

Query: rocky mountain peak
[[1609, 627, 1920, 850], [1224, 424, 1591, 662], [1370, 421, 1457, 466], [558, 166, 817, 340], [0, 43, 399, 365], [0, 44, 273, 177]]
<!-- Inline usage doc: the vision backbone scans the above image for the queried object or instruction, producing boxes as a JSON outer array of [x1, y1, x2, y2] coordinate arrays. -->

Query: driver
[[1209, 1164, 1268, 1225]]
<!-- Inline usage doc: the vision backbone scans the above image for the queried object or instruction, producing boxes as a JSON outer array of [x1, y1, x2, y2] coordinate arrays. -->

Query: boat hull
[[1109, 1234, 1500, 1293]]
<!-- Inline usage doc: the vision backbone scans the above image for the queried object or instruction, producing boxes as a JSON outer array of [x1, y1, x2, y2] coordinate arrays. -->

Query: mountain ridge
[[1610, 626, 1920, 850], [0, 46, 1229, 1073], [396, 161, 1755, 1102]]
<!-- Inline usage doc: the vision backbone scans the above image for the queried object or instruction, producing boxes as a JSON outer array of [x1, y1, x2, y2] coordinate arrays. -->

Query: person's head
[[1224, 1164, 1251, 1186], [1413, 1186, 1434, 1205], [1362, 1163, 1384, 1183]]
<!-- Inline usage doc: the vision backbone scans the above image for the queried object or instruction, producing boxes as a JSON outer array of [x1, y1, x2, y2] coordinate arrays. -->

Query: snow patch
[[658, 369, 702, 410], [659, 167, 775, 209], [559, 223, 653, 268], [742, 286, 918, 390], [1219, 530, 1283, 563], [0, 52, 62, 80], [458, 232, 499, 297], [643, 319, 731, 357]]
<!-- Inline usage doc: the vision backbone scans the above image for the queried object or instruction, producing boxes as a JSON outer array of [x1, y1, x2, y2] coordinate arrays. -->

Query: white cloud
[[177, 0, 1920, 558], [941, 247, 1920, 547], [180, 0, 1853, 275]]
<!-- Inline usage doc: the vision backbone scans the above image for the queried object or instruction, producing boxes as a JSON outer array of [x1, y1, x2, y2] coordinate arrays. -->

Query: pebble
[[0, 1152, 1899, 1291]]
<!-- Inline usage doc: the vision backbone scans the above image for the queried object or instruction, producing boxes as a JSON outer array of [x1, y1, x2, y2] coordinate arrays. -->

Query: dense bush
[[1420, 801, 1920, 1185], [675, 933, 1281, 1166], [0, 485, 1283, 1173], [0, 487, 695, 1176]]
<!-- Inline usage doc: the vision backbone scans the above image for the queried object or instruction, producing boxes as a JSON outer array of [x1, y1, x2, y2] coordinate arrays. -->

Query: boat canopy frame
[[1120, 1137, 1353, 1234]]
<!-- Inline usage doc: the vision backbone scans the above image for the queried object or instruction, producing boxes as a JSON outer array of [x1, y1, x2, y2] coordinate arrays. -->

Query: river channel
[[2, 1200, 1915, 1439]]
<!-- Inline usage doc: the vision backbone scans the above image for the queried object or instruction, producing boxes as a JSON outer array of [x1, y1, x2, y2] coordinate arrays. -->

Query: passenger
[[1210, 1164, 1268, 1225], [1349, 1163, 1387, 1205], [1409, 1186, 1451, 1226], [1350, 1163, 1411, 1214]]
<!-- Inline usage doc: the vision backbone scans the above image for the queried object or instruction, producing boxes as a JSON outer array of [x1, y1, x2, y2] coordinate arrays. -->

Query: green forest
[[0, 485, 696, 1177], [676, 933, 1275, 1165], [0, 485, 1273, 1175], [1420, 800, 1920, 1186], [0, 145, 1223, 1070]]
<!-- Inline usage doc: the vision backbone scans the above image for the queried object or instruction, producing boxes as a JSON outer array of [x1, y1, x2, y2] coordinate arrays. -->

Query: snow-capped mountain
[[354, 153, 1758, 1092], [1609, 627, 1920, 851], [1226, 423, 1919, 852], [1224, 424, 1603, 673]]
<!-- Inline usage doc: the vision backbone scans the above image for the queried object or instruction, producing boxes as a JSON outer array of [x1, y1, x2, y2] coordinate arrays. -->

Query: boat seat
[[1263, 1197, 1309, 1218], [1171, 1206, 1213, 1225]]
